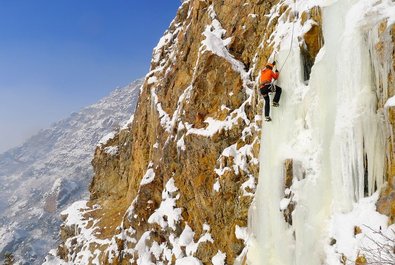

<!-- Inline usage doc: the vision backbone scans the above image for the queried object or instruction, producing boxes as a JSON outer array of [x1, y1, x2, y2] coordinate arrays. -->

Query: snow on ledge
[[148, 178, 182, 230], [120, 114, 135, 130], [169, 224, 214, 262], [141, 168, 156, 186], [147, 76, 158, 85], [61, 200, 90, 227], [98, 131, 116, 147], [187, 117, 229, 137]]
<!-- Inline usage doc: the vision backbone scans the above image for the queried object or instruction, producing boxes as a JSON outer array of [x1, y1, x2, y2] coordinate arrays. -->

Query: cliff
[[44, 0, 395, 264]]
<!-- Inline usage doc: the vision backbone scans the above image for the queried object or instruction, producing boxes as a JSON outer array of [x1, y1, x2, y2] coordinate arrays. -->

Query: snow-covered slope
[[0, 79, 142, 264]]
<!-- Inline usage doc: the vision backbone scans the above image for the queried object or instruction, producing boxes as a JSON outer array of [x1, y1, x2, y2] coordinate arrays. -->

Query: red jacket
[[260, 64, 279, 85]]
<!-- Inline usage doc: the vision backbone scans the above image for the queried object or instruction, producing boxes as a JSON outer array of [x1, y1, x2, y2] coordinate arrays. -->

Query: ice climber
[[259, 61, 282, 122]]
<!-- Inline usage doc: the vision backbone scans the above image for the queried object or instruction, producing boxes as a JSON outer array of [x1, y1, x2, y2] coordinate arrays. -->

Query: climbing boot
[[272, 102, 280, 107], [265, 116, 272, 122]]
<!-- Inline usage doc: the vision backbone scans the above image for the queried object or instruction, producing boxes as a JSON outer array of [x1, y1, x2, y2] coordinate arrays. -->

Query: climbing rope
[[278, 18, 296, 71], [277, 0, 298, 73], [259, 1, 298, 92]]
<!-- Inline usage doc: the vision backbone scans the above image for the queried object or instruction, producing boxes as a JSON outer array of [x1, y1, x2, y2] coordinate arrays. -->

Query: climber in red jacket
[[259, 61, 282, 122]]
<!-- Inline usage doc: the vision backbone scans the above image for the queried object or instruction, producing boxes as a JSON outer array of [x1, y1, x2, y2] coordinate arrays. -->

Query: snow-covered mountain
[[0, 79, 142, 264]]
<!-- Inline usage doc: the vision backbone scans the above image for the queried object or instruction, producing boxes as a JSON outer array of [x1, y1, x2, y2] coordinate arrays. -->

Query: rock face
[[46, 0, 395, 264], [375, 22, 395, 224], [299, 6, 323, 80]]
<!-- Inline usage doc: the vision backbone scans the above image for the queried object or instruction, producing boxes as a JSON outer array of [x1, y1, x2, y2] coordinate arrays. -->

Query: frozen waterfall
[[248, 0, 393, 264]]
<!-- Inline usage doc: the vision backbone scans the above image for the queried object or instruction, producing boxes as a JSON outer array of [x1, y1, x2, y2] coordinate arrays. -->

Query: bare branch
[[358, 226, 395, 265]]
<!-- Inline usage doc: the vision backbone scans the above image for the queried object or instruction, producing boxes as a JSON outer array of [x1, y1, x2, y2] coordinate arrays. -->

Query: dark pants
[[260, 84, 282, 117]]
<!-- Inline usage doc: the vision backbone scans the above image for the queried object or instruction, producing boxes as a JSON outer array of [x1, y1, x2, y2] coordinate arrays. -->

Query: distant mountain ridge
[[0, 79, 142, 264]]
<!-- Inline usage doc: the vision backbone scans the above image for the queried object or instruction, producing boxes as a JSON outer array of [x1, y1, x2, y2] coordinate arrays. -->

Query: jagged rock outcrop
[[45, 0, 395, 264], [299, 6, 323, 80]]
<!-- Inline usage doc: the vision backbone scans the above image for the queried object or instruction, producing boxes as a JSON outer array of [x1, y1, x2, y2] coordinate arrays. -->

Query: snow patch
[[235, 225, 249, 242], [44, 201, 112, 264], [147, 76, 158, 85], [175, 257, 203, 265], [326, 193, 394, 264], [384, 95, 395, 108], [177, 135, 186, 151], [212, 250, 226, 265], [103, 146, 118, 156], [148, 178, 182, 230], [141, 167, 156, 186], [213, 179, 220, 192], [120, 114, 135, 130], [98, 131, 116, 146]]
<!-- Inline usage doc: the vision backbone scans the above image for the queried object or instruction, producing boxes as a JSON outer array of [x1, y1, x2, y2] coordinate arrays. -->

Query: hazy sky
[[0, 1, 181, 153]]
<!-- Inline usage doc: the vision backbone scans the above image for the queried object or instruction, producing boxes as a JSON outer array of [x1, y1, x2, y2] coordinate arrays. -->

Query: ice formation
[[248, 0, 395, 264]]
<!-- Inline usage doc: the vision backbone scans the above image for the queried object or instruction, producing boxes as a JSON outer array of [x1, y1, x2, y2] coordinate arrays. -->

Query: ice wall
[[248, 0, 392, 264]]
